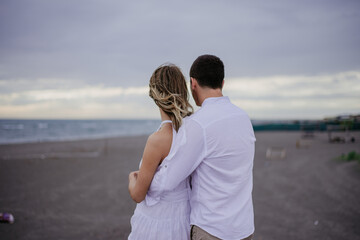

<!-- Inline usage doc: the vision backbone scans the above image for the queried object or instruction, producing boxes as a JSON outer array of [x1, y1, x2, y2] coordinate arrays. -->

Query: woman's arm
[[128, 132, 168, 203]]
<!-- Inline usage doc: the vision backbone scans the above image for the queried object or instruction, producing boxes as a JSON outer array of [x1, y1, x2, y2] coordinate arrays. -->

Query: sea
[[0, 119, 325, 145], [0, 119, 161, 145]]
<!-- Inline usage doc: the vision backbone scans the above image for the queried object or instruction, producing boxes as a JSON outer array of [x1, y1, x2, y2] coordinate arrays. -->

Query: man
[[152, 54, 255, 240]]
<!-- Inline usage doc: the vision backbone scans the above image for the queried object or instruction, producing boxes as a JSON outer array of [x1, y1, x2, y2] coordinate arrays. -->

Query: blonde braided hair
[[149, 64, 193, 131]]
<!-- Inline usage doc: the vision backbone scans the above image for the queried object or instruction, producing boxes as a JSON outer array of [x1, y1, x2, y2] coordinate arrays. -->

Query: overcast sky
[[0, 0, 359, 120]]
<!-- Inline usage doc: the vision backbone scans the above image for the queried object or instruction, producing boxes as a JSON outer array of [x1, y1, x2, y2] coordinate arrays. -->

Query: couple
[[128, 55, 255, 240]]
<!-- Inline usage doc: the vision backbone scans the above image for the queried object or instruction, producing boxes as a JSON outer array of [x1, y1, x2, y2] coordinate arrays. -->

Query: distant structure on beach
[[252, 114, 360, 132], [324, 114, 360, 143], [324, 114, 360, 124]]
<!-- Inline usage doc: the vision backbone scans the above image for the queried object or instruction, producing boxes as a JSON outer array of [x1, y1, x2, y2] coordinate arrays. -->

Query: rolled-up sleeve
[[150, 118, 206, 195]]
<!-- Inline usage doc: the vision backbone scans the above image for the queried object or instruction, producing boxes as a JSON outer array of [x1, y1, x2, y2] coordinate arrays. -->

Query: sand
[[0, 131, 359, 240]]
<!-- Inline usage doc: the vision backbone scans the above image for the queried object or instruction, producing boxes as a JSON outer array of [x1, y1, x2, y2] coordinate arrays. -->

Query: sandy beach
[[0, 131, 359, 240]]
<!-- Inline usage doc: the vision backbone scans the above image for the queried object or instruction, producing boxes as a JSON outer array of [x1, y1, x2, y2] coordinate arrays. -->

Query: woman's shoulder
[[146, 126, 172, 156]]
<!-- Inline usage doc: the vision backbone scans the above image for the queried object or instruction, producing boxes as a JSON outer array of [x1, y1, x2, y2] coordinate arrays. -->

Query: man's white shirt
[[149, 96, 256, 240]]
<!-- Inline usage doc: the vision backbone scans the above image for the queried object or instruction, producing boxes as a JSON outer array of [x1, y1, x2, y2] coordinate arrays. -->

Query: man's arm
[[154, 118, 206, 193]]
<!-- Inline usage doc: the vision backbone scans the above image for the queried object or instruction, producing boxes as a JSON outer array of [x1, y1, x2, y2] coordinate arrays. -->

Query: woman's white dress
[[128, 120, 191, 240]]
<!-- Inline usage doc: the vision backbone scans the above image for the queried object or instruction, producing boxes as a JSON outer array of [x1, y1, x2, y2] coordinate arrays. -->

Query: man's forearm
[[151, 119, 205, 193]]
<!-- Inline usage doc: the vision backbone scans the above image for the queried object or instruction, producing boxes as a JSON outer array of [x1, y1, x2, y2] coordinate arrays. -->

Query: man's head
[[190, 54, 224, 89], [189, 54, 225, 106]]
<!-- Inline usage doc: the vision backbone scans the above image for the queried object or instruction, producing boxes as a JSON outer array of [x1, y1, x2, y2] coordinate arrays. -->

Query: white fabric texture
[[150, 96, 256, 240], [128, 121, 191, 240]]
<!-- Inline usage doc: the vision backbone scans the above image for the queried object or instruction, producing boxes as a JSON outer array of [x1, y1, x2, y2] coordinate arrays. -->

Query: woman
[[128, 64, 193, 240]]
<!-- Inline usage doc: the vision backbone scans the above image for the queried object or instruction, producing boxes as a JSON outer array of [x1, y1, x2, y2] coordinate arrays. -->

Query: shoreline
[[0, 134, 150, 147]]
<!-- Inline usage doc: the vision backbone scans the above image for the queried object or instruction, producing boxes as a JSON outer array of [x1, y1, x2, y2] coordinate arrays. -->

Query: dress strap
[[161, 120, 173, 124], [156, 120, 173, 131]]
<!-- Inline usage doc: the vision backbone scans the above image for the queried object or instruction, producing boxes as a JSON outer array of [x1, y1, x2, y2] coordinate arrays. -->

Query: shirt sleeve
[[151, 118, 206, 194]]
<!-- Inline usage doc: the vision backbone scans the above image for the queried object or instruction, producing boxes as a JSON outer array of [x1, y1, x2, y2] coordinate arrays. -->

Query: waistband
[[145, 187, 189, 206]]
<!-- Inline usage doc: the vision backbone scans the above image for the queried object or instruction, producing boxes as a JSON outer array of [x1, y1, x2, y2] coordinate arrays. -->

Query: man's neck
[[198, 88, 223, 106]]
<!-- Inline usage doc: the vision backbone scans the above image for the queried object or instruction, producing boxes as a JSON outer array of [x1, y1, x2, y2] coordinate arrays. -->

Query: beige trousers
[[191, 225, 254, 240]]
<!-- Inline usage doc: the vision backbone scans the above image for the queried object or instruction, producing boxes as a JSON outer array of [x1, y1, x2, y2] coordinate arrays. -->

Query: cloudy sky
[[0, 0, 359, 120]]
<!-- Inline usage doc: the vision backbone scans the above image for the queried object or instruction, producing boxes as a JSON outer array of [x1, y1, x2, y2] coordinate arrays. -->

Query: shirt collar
[[201, 96, 229, 107]]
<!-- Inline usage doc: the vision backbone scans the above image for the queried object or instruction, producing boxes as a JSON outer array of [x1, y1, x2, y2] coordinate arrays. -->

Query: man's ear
[[222, 79, 224, 89], [190, 77, 197, 90]]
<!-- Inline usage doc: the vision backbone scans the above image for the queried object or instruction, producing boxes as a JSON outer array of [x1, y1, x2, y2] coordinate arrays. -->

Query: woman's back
[[148, 120, 173, 165]]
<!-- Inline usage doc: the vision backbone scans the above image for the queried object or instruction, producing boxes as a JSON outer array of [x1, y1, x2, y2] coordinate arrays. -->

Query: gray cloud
[[1, 0, 359, 86]]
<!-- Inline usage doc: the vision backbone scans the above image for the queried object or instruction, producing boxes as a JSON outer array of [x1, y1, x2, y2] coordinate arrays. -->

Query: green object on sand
[[338, 151, 360, 162]]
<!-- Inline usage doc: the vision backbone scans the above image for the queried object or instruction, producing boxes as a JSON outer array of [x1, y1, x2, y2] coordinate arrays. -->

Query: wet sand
[[0, 131, 359, 239]]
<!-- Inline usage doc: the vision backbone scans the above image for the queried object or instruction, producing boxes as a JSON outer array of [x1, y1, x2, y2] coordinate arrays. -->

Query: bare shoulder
[[147, 127, 172, 149], [146, 126, 172, 160]]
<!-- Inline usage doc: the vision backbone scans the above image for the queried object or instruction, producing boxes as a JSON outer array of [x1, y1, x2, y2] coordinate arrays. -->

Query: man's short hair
[[190, 54, 224, 89]]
